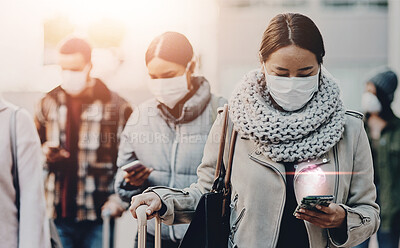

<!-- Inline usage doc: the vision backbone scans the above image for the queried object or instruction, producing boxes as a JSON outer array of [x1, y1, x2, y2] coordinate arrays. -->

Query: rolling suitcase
[[136, 205, 161, 248], [102, 209, 112, 248]]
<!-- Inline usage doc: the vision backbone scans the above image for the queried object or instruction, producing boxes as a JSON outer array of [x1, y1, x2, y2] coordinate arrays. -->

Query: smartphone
[[121, 160, 145, 173], [47, 144, 61, 153], [293, 195, 334, 216]]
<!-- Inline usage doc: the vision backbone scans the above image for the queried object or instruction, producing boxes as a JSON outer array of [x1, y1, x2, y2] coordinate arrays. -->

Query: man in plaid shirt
[[35, 37, 132, 248]]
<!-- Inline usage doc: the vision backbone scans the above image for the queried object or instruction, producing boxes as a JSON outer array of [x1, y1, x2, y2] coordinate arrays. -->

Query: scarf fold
[[229, 66, 346, 162], [158, 76, 212, 124]]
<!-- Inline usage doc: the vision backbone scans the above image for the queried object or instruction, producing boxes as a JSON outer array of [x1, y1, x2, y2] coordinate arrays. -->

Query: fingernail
[[146, 209, 152, 215], [299, 209, 304, 213], [295, 213, 300, 218], [316, 205, 322, 209]]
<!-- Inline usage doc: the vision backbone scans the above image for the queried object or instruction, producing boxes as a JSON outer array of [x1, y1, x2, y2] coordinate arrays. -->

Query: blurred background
[[0, 0, 399, 247]]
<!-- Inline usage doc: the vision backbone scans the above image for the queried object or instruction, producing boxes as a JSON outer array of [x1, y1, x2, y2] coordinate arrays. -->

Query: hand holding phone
[[293, 195, 334, 216], [122, 160, 153, 187], [121, 160, 146, 173], [42, 142, 70, 163], [293, 195, 346, 229]]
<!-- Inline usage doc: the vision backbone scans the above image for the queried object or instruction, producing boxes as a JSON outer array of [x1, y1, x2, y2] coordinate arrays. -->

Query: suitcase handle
[[102, 209, 111, 248], [136, 205, 161, 248]]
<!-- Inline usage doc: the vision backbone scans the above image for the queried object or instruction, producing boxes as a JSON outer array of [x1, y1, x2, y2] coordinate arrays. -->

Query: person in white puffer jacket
[[115, 31, 226, 248]]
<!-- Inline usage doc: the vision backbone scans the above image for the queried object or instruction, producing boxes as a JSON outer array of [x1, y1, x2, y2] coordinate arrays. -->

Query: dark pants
[[134, 232, 180, 248], [353, 228, 400, 248], [55, 218, 115, 248]]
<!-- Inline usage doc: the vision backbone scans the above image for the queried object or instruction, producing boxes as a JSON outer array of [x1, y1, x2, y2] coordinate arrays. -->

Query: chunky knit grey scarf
[[229, 66, 346, 162]]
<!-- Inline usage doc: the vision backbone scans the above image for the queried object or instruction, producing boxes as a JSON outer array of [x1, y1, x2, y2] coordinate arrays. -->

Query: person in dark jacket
[[355, 69, 400, 248]]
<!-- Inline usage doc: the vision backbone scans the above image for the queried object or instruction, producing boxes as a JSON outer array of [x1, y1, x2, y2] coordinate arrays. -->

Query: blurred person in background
[[115, 31, 226, 248], [129, 13, 380, 248], [34, 37, 133, 248], [0, 97, 50, 247], [355, 69, 399, 248]]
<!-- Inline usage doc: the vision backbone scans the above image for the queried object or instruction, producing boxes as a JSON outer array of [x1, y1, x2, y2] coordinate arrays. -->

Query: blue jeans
[[377, 228, 400, 248], [353, 238, 370, 248], [352, 229, 400, 248], [55, 218, 114, 248]]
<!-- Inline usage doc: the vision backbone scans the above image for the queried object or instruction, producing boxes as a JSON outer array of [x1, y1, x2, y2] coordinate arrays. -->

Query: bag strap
[[224, 127, 238, 192], [214, 104, 229, 180], [212, 104, 238, 195], [10, 107, 21, 216]]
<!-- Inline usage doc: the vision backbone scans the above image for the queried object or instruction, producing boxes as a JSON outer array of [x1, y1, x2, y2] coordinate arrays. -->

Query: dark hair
[[59, 38, 92, 63], [259, 13, 325, 64], [145, 32, 193, 67], [375, 85, 395, 121]]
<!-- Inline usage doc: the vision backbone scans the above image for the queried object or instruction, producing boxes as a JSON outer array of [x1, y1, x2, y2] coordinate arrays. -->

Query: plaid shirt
[[35, 80, 132, 221]]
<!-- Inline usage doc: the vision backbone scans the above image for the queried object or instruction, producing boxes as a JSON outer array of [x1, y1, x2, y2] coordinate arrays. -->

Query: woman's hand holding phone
[[294, 196, 346, 229], [122, 160, 154, 187]]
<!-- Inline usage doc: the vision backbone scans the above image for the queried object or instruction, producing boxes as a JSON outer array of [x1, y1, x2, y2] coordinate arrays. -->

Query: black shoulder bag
[[179, 104, 238, 248]]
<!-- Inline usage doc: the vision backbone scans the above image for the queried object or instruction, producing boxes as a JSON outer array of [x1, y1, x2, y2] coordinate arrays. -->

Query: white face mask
[[60, 66, 89, 95], [263, 63, 320, 111], [361, 92, 382, 113], [148, 73, 190, 109]]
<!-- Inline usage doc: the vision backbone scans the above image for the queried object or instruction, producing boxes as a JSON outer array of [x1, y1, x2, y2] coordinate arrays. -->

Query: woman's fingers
[[146, 195, 162, 216], [141, 169, 154, 180], [296, 213, 329, 228], [295, 203, 346, 229], [124, 167, 147, 178], [127, 168, 154, 185], [131, 168, 153, 180], [125, 168, 154, 185], [315, 204, 333, 214], [129, 192, 162, 220]]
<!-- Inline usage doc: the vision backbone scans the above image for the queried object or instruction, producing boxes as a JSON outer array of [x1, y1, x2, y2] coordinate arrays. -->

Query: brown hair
[[145, 32, 193, 67], [59, 37, 92, 63], [259, 13, 325, 64]]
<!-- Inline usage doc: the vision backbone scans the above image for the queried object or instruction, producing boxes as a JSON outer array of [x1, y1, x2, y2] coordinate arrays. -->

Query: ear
[[186, 61, 196, 90], [188, 61, 196, 74], [86, 62, 93, 82]]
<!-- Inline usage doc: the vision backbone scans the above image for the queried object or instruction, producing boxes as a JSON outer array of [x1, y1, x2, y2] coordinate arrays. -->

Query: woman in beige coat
[[129, 13, 379, 248]]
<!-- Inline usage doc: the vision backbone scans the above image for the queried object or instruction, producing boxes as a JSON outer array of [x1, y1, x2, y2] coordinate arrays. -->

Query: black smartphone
[[121, 160, 145, 173], [293, 195, 334, 216], [47, 145, 61, 153]]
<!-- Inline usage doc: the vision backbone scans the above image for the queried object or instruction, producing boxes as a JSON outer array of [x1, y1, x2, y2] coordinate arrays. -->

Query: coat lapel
[[0, 98, 8, 112], [248, 144, 287, 183]]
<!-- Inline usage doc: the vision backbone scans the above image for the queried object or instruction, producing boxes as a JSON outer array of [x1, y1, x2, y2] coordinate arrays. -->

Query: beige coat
[[0, 98, 50, 248], [150, 109, 380, 248]]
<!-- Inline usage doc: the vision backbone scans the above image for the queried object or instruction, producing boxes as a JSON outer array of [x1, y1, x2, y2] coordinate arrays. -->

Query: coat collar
[[0, 97, 11, 112]]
